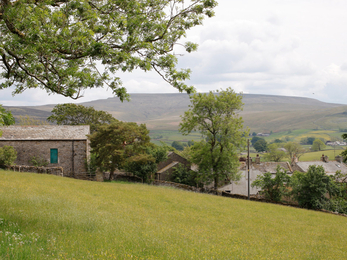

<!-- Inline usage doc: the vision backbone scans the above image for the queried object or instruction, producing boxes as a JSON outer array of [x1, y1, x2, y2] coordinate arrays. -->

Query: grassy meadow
[[1, 170, 347, 259]]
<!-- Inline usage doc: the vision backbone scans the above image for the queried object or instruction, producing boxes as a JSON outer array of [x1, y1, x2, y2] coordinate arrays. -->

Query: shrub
[[171, 164, 200, 187], [0, 146, 17, 167], [290, 166, 339, 209], [251, 166, 290, 202]]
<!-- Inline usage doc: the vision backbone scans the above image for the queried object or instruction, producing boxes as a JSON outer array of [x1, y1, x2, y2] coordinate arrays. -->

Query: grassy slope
[[1, 170, 347, 259]]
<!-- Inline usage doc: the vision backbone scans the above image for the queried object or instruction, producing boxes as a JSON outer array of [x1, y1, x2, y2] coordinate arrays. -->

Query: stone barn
[[0, 125, 90, 177], [156, 152, 192, 181]]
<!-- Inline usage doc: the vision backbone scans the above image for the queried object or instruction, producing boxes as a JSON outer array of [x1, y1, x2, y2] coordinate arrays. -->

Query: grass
[[1, 170, 347, 259]]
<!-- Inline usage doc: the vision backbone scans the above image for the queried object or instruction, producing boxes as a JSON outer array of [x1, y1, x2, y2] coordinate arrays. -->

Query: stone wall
[[8, 165, 63, 177], [0, 140, 88, 177]]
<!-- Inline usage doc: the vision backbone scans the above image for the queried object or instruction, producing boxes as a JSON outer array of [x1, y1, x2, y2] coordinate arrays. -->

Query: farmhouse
[[0, 125, 90, 177]]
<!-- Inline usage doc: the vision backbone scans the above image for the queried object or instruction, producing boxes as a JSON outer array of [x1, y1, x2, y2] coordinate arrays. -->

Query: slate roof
[[240, 161, 292, 173], [295, 161, 347, 175], [0, 125, 90, 140], [157, 161, 180, 174]]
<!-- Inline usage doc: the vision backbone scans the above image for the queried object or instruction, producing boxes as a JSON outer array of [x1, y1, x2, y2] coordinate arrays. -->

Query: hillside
[[1, 170, 347, 259], [5, 93, 347, 132]]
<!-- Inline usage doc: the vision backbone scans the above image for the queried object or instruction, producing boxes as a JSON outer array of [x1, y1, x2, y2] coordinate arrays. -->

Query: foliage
[[300, 137, 315, 145], [0, 0, 217, 100], [252, 132, 257, 136], [0, 105, 15, 136], [252, 166, 290, 202], [89, 121, 152, 180], [170, 163, 200, 187], [85, 153, 98, 175], [272, 138, 285, 143], [124, 144, 168, 182], [0, 146, 17, 167], [179, 88, 246, 189], [0, 105, 15, 126], [18, 115, 48, 125], [311, 139, 326, 151], [253, 139, 267, 152], [171, 141, 186, 151], [290, 166, 339, 210], [341, 133, 347, 162], [47, 103, 118, 133], [28, 156, 49, 167], [264, 143, 286, 162], [177, 146, 192, 161], [123, 153, 156, 183], [284, 142, 305, 161], [251, 136, 263, 146]]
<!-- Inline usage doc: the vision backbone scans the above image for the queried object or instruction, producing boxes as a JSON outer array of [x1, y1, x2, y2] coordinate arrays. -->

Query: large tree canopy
[[89, 121, 152, 180], [47, 103, 117, 133], [0, 0, 217, 100], [179, 88, 247, 189]]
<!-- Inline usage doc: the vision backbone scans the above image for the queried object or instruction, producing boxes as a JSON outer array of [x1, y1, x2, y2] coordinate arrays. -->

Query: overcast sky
[[2, 0, 347, 106]]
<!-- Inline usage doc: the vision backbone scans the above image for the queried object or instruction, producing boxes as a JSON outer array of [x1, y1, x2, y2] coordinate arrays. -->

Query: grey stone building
[[156, 152, 192, 181], [0, 125, 90, 177]]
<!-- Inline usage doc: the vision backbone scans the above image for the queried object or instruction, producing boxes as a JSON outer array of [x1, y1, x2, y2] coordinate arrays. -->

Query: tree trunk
[[109, 170, 114, 181], [214, 176, 218, 190]]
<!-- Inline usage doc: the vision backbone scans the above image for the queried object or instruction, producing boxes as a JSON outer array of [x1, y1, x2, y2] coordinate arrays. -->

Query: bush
[[251, 166, 290, 202], [290, 166, 339, 209], [28, 156, 49, 167], [0, 146, 17, 167], [171, 164, 200, 187], [321, 198, 347, 214]]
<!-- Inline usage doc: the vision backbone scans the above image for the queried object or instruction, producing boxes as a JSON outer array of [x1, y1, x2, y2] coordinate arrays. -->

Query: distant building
[[156, 152, 193, 181], [219, 155, 347, 195], [219, 161, 293, 195], [0, 125, 90, 177]]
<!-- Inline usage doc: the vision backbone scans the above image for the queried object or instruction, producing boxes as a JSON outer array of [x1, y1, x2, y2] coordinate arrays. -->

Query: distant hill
[[5, 93, 347, 132]]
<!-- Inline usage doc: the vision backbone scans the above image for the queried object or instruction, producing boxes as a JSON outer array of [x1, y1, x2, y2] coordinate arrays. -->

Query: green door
[[50, 149, 58, 164]]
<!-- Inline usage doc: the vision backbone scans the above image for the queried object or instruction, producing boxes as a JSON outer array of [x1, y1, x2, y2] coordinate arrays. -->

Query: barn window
[[50, 149, 58, 164]]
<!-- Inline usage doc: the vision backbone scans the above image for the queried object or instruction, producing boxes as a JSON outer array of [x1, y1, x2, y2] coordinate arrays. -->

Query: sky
[[1, 0, 347, 106]]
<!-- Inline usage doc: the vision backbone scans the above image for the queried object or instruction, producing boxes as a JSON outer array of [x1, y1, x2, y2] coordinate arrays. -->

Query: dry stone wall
[[8, 165, 63, 176]]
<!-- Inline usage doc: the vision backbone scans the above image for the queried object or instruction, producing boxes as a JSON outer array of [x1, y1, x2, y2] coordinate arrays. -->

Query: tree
[[0, 145, 17, 167], [47, 103, 117, 133], [300, 137, 315, 145], [290, 166, 339, 209], [311, 139, 326, 151], [252, 166, 291, 202], [0, 0, 217, 101], [253, 139, 267, 152], [273, 139, 284, 143], [171, 141, 186, 151], [171, 163, 200, 187], [284, 142, 305, 162], [123, 144, 168, 182], [0, 105, 15, 137], [89, 121, 152, 180], [251, 136, 262, 146], [264, 143, 286, 162], [342, 134, 347, 162], [179, 88, 246, 190]]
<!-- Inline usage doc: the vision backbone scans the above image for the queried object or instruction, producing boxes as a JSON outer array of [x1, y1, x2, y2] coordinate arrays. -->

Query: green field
[[1, 170, 347, 259]]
